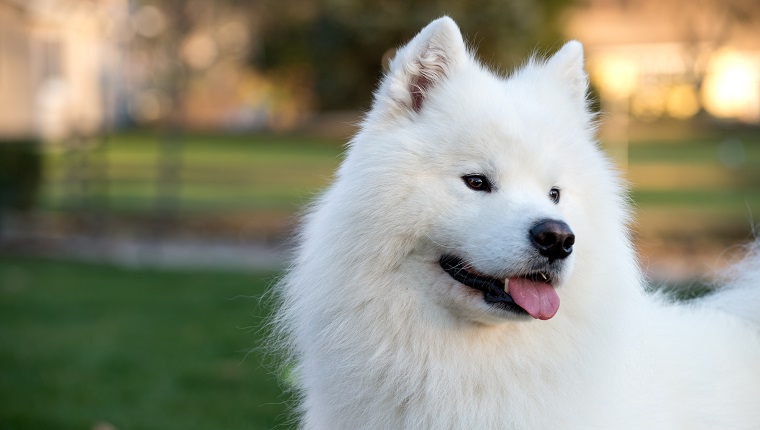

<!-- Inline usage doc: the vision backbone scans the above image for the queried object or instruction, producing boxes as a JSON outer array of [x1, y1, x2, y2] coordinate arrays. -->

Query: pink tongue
[[508, 277, 560, 320]]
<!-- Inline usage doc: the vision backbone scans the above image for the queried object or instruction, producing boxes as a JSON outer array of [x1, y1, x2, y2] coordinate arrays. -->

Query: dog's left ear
[[382, 16, 467, 114], [545, 41, 588, 105]]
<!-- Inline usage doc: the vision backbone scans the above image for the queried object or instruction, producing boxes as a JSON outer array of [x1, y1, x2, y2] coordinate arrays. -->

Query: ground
[[0, 258, 292, 430]]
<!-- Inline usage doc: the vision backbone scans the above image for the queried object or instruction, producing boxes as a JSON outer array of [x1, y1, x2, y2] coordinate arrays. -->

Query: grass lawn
[[31, 129, 760, 245], [40, 132, 345, 214], [0, 257, 292, 430], [39, 131, 760, 216]]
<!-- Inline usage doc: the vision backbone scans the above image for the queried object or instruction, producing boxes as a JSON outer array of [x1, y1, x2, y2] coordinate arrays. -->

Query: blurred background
[[1, 0, 759, 428]]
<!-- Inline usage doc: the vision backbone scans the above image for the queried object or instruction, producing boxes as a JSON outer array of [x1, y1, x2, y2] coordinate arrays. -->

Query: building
[[0, 0, 127, 143]]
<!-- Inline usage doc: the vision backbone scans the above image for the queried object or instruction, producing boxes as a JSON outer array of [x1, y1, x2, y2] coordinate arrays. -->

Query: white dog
[[275, 17, 760, 429]]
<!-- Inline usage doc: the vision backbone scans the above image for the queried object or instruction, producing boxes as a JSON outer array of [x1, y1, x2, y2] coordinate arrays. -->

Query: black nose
[[529, 219, 575, 261]]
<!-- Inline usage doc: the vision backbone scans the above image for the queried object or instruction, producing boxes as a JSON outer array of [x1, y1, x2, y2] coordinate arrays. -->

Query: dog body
[[276, 17, 760, 429]]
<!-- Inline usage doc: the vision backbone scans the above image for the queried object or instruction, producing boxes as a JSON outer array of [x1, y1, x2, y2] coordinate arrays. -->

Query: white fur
[[275, 17, 760, 429]]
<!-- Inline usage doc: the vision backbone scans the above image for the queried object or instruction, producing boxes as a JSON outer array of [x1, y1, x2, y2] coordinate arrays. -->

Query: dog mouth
[[439, 255, 560, 320]]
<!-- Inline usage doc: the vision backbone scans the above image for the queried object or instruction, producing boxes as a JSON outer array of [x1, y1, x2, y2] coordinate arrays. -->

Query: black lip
[[439, 255, 528, 315]]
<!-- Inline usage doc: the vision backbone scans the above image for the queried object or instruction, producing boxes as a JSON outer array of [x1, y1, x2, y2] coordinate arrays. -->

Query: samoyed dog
[[275, 17, 760, 429]]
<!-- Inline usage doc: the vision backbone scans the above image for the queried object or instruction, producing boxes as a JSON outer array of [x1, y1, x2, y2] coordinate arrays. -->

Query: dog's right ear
[[381, 17, 467, 114]]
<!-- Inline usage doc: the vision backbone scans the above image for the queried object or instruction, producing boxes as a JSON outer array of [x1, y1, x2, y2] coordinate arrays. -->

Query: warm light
[[701, 50, 760, 122], [182, 33, 218, 70], [665, 84, 699, 119], [589, 55, 638, 100]]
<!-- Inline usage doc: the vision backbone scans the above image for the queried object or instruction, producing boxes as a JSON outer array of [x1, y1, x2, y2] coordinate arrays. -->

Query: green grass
[[34, 130, 760, 236], [628, 134, 760, 164], [632, 188, 760, 208], [0, 258, 293, 430], [41, 131, 760, 209], [626, 133, 760, 217], [40, 132, 344, 213]]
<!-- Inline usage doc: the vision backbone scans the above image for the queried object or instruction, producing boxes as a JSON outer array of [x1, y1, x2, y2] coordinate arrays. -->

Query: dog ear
[[545, 41, 588, 105], [383, 16, 467, 114]]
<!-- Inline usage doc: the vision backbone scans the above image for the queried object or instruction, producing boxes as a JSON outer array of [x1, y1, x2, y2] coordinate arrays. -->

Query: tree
[[253, 0, 577, 110]]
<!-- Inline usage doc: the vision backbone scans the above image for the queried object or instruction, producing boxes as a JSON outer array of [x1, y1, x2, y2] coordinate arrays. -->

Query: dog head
[[337, 17, 631, 324]]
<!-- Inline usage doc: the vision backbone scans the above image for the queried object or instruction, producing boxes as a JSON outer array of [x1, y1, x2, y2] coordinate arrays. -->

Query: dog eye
[[549, 187, 560, 204], [463, 175, 492, 192]]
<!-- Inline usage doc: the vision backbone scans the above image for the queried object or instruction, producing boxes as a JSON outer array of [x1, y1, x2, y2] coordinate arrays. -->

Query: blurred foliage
[[0, 141, 42, 212], [253, 0, 578, 110]]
